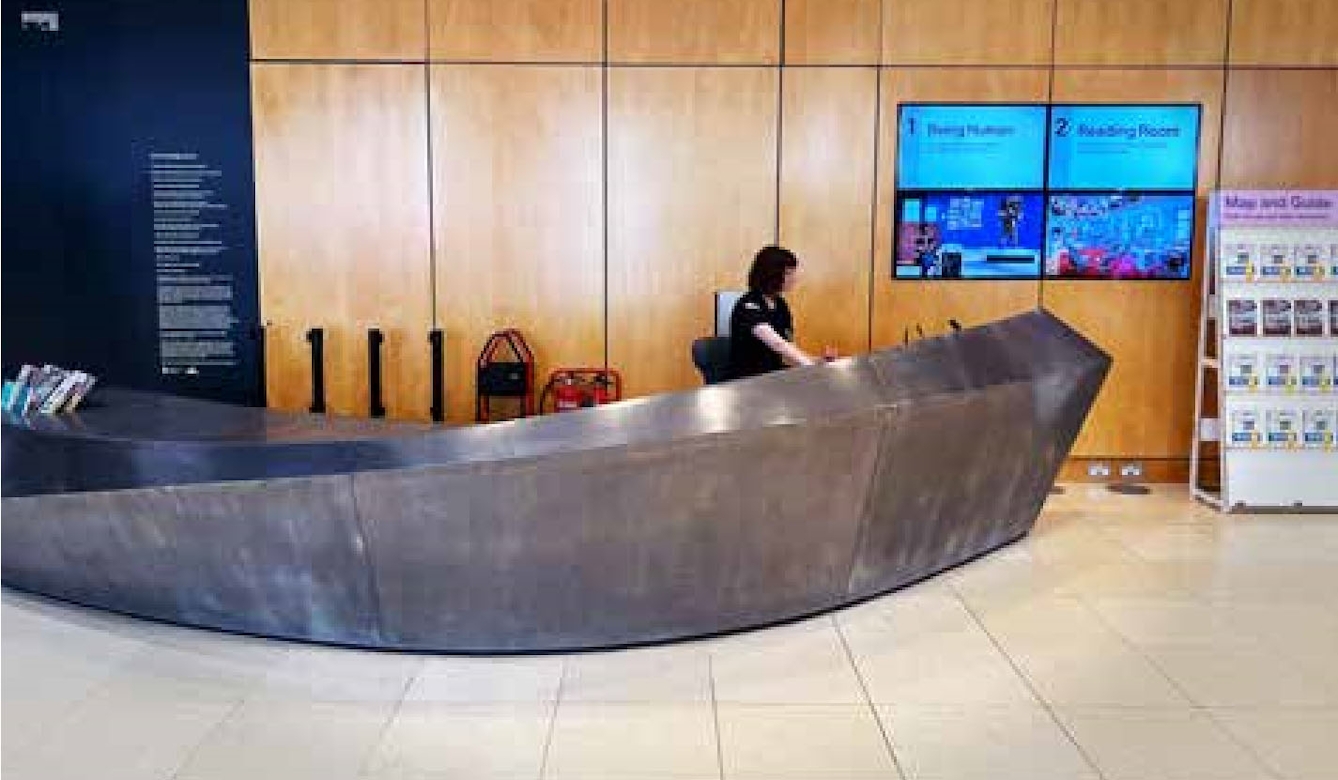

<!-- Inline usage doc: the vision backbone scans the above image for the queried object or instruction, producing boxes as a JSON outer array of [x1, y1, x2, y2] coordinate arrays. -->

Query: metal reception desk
[[1, 310, 1108, 652]]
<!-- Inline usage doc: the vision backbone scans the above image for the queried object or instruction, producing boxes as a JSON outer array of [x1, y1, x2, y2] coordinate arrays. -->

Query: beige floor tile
[[1056, 706, 1269, 780], [717, 704, 898, 778], [840, 606, 1036, 706], [1213, 708, 1338, 779], [878, 704, 1095, 780], [1145, 643, 1338, 707], [406, 656, 564, 703], [1, 688, 235, 780], [253, 645, 422, 703], [711, 618, 866, 704], [560, 644, 711, 703], [364, 702, 553, 778], [544, 702, 717, 778], [176, 699, 396, 780]]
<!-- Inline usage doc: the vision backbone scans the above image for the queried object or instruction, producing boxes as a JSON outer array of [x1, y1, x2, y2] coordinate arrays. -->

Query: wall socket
[[1120, 462, 1144, 478], [1087, 462, 1111, 478]]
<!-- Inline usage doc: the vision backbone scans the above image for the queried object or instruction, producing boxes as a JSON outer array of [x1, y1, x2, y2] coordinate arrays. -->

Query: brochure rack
[[1191, 190, 1338, 510]]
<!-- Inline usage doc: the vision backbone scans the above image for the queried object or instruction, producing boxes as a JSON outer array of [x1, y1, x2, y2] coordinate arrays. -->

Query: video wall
[[894, 103, 1201, 281]]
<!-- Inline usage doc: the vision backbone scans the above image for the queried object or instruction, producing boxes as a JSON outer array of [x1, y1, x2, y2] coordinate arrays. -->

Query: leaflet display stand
[[1191, 190, 1338, 510]]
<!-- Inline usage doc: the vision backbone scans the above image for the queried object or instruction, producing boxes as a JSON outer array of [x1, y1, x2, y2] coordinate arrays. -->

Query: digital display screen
[[897, 105, 1048, 190], [1047, 105, 1201, 191], [894, 192, 1045, 279], [1044, 193, 1196, 279]]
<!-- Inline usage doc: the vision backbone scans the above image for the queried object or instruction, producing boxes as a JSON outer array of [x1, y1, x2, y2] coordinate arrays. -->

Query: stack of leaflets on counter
[[1, 364, 97, 415]]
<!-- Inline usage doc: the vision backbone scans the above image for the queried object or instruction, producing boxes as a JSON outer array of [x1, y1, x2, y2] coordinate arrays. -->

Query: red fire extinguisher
[[540, 368, 623, 414]]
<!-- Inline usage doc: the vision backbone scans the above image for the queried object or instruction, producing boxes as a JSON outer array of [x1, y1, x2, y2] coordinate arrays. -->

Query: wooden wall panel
[[780, 68, 878, 357], [1044, 68, 1224, 459], [1230, 0, 1338, 66], [608, 67, 778, 398], [249, 0, 425, 60], [871, 68, 1050, 348], [252, 64, 433, 419], [1054, 0, 1229, 65], [432, 66, 604, 423], [608, 0, 781, 64], [882, 0, 1055, 65], [429, 0, 603, 62], [1221, 69, 1338, 188], [784, 0, 881, 65]]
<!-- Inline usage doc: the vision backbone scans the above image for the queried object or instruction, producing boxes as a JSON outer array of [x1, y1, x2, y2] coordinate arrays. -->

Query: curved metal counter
[[1, 310, 1108, 651]]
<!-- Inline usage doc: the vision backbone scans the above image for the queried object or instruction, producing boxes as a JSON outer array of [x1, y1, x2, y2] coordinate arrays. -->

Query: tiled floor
[[4, 485, 1337, 780]]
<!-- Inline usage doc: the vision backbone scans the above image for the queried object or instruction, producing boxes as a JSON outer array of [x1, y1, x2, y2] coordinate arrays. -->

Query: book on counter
[[3, 364, 97, 415]]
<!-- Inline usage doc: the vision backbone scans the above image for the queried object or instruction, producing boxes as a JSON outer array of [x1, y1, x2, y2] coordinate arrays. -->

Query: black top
[[729, 291, 794, 380]]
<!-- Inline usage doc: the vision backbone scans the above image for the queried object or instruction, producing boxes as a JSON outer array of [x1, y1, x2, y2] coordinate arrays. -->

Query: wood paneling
[[1221, 69, 1338, 188], [780, 68, 878, 357], [1044, 281, 1203, 458], [871, 68, 1050, 348], [431, 66, 604, 423], [252, 64, 433, 419], [429, 0, 602, 62], [608, 67, 778, 398], [784, 0, 881, 65], [608, 0, 781, 64], [1230, 0, 1338, 66], [249, 0, 425, 60], [1044, 68, 1223, 459], [882, 0, 1055, 65], [1054, 0, 1229, 65]]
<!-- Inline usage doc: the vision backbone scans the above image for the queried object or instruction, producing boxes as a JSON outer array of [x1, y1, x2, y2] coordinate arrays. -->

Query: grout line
[[707, 654, 727, 780], [956, 595, 1111, 780], [349, 655, 420, 779], [166, 697, 248, 780], [1072, 595, 1289, 779], [831, 615, 910, 780], [537, 658, 569, 780]]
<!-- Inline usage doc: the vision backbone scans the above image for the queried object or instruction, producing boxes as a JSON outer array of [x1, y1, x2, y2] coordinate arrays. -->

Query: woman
[[728, 245, 828, 380]]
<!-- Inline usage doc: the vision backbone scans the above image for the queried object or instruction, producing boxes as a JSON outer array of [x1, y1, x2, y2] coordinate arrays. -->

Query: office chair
[[691, 337, 732, 385]]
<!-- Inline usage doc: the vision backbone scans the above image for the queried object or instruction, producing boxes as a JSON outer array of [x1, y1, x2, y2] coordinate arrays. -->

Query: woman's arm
[[751, 323, 817, 367]]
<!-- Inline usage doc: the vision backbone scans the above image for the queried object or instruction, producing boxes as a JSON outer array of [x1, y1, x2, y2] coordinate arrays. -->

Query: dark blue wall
[[2, 0, 261, 405]]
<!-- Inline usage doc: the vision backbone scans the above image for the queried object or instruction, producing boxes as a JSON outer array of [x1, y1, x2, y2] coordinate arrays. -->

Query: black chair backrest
[[691, 337, 732, 385]]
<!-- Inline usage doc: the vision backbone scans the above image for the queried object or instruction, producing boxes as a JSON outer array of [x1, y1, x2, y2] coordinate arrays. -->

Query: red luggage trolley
[[475, 329, 536, 422]]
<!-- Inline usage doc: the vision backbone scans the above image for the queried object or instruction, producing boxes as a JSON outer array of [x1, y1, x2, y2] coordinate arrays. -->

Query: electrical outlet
[[1087, 462, 1111, 478], [1120, 462, 1144, 478]]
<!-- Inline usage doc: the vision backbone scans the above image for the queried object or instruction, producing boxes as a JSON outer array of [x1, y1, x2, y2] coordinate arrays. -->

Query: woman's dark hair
[[747, 245, 798, 295]]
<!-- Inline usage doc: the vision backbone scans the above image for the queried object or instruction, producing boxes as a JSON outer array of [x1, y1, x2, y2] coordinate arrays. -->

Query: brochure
[[1265, 353, 1298, 392], [1229, 408, 1263, 448], [1258, 244, 1294, 280], [1265, 407, 1300, 448], [1295, 298, 1327, 336], [1227, 298, 1259, 336], [1225, 352, 1259, 391], [1302, 408, 1336, 449], [1299, 354, 1334, 393], [1261, 298, 1294, 337], [1220, 242, 1255, 281], [1295, 244, 1326, 280]]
